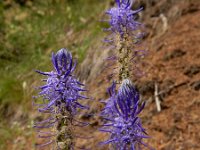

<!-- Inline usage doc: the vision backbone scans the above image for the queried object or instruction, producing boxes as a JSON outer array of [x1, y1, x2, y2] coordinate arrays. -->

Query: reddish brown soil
[[75, 1, 200, 150]]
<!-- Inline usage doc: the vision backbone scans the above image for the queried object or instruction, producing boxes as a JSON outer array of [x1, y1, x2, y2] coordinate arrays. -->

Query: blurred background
[[0, 0, 200, 149]]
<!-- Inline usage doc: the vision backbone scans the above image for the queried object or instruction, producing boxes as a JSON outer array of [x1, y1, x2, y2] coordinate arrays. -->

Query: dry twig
[[154, 82, 161, 112]]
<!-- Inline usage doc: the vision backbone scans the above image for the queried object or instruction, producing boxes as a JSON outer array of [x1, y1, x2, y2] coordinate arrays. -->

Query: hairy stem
[[56, 105, 74, 150]]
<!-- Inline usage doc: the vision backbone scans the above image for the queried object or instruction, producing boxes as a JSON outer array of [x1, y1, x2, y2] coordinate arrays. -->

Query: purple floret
[[106, 0, 143, 36], [101, 79, 151, 150]]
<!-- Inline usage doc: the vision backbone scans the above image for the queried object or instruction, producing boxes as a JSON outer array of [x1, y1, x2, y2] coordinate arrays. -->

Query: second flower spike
[[100, 79, 151, 150]]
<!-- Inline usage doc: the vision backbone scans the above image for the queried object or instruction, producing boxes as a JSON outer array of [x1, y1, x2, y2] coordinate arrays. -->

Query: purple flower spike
[[36, 48, 88, 114], [103, 0, 146, 81], [34, 48, 88, 149], [106, 0, 143, 36], [101, 79, 152, 150]]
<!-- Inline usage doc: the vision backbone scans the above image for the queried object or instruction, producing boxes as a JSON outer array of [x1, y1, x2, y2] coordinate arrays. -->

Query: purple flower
[[36, 48, 88, 114], [105, 0, 143, 36], [100, 79, 151, 150], [34, 48, 88, 148], [103, 0, 146, 81]]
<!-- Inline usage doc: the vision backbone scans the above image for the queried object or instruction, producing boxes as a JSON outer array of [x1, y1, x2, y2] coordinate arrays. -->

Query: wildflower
[[34, 48, 88, 149], [100, 79, 150, 150], [36, 48, 88, 114], [106, 0, 143, 36], [103, 0, 146, 81], [100, 1, 151, 149]]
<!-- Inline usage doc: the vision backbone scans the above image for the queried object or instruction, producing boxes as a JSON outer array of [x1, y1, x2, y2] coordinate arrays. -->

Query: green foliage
[[0, 0, 109, 149], [0, 76, 23, 104], [0, 0, 107, 149], [0, 0, 106, 105]]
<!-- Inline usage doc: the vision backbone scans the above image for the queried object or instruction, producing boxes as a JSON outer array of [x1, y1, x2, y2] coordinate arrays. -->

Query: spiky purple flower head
[[100, 79, 151, 150], [106, 0, 143, 36], [36, 48, 88, 115], [103, 0, 146, 81], [34, 48, 88, 148]]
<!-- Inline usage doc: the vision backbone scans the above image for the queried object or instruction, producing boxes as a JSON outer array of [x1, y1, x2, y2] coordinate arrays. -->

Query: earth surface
[[1, 0, 200, 150]]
